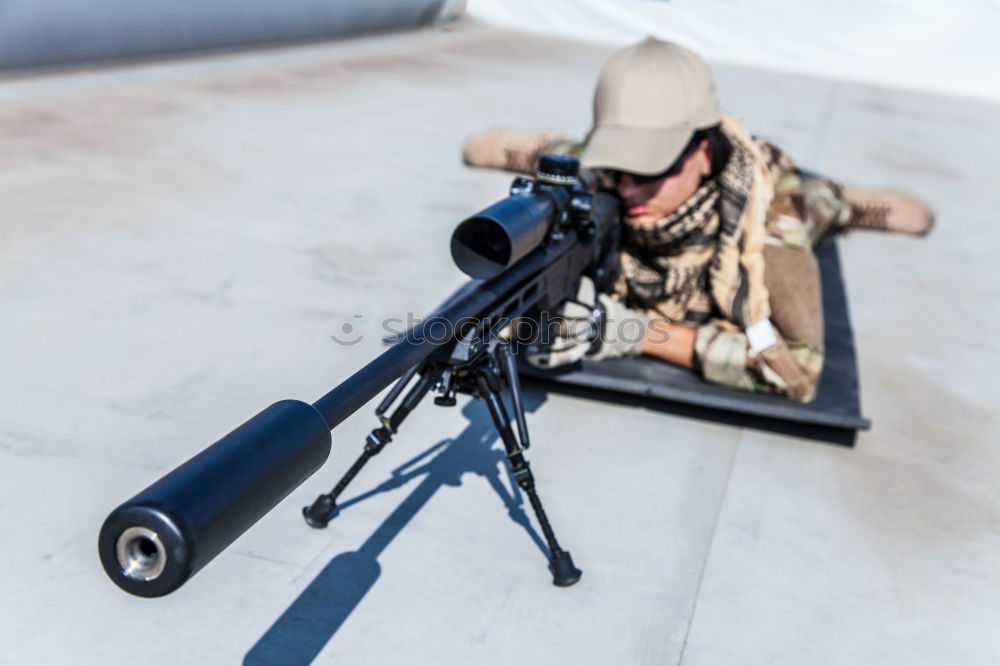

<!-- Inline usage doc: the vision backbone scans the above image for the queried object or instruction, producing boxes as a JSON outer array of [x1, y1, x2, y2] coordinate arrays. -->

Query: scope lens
[[455, 217, 511, 265]]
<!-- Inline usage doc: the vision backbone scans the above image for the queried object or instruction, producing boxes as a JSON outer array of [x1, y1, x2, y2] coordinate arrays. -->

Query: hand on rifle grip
[[525, 277, 649, 368]]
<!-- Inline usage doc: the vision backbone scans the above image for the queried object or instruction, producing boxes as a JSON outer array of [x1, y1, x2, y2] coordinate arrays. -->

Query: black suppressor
[[98, 400, 331, 597]]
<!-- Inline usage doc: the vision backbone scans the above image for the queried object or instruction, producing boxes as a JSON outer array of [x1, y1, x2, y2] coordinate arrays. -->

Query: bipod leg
[[303, 363, 436, 528], [474, 366, 582, 587], [496, 343, 530, 449]]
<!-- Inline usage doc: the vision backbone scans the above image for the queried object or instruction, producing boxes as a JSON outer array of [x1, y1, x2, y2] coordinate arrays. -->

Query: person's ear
[[696, 139, 712, 177]]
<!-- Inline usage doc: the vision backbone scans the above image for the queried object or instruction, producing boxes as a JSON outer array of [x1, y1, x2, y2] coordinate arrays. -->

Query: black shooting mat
[[520, 237, 870, 444]]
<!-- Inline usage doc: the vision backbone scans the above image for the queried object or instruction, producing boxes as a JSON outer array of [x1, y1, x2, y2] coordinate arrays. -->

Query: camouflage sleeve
[[756, 138, 853, 248], [462, 128, 583, 174], [693, 242, 826, 403], [694, 320, 824, 402]]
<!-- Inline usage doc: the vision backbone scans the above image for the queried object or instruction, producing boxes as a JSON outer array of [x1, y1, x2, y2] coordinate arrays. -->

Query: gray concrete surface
[[1, 24, 998, 665]]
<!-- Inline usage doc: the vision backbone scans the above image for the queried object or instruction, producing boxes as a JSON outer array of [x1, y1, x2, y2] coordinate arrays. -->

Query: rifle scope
[[451, 154, 592, 279]]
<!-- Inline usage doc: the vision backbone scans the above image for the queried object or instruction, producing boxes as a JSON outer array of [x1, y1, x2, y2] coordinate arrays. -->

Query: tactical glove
[[525, 277, 649, 368]]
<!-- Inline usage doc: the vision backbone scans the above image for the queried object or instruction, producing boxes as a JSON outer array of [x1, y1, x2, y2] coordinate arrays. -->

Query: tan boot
[[842, 185, 935, 236], [462, 128, 569, 174]]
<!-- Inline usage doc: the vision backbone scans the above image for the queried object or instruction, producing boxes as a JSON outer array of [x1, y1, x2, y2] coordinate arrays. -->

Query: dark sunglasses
[[608, 137, 702, 186]]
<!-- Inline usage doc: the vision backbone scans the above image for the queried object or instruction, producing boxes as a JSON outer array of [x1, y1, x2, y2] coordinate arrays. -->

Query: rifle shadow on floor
[[243, 390, 549, 666]]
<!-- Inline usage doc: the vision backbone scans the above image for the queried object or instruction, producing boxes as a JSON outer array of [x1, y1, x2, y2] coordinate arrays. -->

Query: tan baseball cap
[[581, 37, 721, 175]]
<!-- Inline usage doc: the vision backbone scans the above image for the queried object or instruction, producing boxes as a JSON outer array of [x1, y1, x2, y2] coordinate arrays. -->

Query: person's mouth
[[627, 204, 647, 217]]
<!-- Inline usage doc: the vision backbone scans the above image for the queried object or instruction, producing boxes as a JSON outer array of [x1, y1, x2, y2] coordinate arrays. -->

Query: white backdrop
[[467, 0, 1000, 102]]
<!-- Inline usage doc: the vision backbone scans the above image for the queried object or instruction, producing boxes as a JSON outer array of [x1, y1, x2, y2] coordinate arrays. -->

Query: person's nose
[[616, 173, 640, 201]]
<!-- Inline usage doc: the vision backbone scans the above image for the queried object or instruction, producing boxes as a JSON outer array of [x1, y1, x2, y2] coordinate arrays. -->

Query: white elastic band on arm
[[746, 318, 778, 353]]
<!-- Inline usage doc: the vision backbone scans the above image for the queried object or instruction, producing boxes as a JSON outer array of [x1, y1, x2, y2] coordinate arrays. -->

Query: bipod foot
[[303, 495, 338, 529], [302, 364, 436, 531], [550, 549, 582, 587]]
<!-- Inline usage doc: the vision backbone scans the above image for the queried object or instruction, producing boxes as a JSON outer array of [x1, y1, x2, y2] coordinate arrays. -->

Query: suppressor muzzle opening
[[116, 526, 166, 581]]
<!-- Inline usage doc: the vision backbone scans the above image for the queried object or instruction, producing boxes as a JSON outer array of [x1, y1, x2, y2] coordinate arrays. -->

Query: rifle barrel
[[98, 230, 578, 598]]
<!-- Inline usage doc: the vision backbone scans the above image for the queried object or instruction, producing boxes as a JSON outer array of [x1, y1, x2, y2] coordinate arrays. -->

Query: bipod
[[302, 340, 582, 587]]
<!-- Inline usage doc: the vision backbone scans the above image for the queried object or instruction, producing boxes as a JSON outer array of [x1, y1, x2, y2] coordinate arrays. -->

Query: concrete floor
[[1, 24, 998, 666]]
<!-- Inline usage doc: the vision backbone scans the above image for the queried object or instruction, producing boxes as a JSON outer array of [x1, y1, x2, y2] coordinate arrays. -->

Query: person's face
[[615, 140, 712, 228]]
